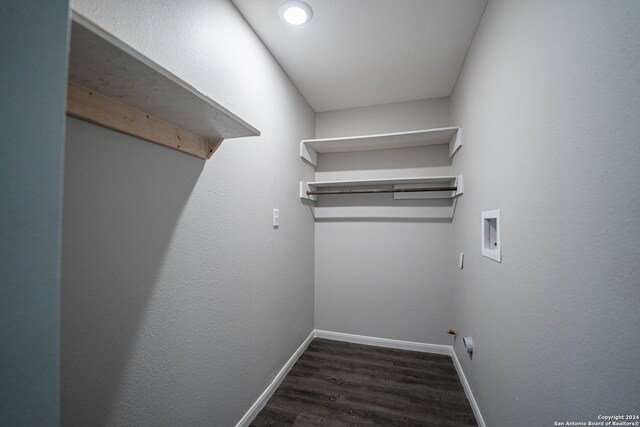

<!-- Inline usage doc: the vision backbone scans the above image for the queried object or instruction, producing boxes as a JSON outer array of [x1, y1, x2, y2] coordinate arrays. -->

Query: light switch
[[273, 209, 279, 228], [459, 252, 464, 270]]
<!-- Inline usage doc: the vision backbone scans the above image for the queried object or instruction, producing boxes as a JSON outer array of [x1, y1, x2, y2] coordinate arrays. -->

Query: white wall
[[316, 97, 451, 138], [450, 1, 640, 425], [0, 1, 69, 425], [62, 0, 315, 425], [314, 98, 455, 343]]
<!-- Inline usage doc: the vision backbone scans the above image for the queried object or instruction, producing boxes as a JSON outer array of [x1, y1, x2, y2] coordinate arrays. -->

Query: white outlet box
[[481, 209, 501, 262]]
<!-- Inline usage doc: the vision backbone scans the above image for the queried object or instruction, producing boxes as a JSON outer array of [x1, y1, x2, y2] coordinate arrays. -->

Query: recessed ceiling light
[[279, 1, 312, 26]]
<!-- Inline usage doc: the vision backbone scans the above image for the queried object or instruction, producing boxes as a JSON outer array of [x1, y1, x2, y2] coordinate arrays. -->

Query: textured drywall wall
[[316, 97, 451, 138], [449, 1, 640, 425], [0, 1, 69, 425], [314, 98, 455, 343], [62, 1, 315, 425]]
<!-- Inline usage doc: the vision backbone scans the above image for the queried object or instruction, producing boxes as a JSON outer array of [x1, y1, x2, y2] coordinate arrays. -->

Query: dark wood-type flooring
[[251, 338, 477, 426]]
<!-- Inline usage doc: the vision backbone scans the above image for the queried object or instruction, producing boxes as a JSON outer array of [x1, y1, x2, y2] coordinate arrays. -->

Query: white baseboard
[[451, 347, 486, 427], [236, 329, 484, 427], [313, 329, 451, 355], [235, 330, 315, 427]]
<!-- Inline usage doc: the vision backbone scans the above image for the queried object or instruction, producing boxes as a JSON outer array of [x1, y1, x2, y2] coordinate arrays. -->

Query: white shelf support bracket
[[299, 181, 317, 202], [300, 141, 318, 166], [449, 127, 463, 158], [454, 174, 464, 197]]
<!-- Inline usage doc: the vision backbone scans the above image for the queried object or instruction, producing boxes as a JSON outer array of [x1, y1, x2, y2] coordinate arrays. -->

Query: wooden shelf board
[[67, 82, 216, 159], [300, 175, 463, 203], [67, 13, 259, 159], [300, 127, 461, 165], [304, 127, 458, 152], [307, 176, 457, 188]]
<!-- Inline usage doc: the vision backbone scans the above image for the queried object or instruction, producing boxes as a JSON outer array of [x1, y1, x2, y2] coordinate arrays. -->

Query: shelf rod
[[307, 186, 457, 196]]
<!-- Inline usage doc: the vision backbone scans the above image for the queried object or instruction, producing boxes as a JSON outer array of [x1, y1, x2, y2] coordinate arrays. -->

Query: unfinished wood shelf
[[67, 13, 259, 159], [300, 127, 462, 166]]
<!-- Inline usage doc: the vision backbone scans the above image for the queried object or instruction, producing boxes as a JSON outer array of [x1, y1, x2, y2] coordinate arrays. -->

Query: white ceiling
[[232, 0, 487, 112]]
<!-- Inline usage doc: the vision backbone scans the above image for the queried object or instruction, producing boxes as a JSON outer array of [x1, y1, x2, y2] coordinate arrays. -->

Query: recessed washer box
[[481, 209, 501, 262]]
